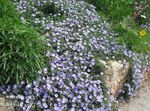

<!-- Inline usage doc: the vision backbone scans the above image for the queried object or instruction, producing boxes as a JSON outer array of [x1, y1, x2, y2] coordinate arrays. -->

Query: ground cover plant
[[0, 0, 150, 111]]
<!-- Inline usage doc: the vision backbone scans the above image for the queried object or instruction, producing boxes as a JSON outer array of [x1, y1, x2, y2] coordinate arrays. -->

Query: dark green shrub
[[0, 0, 46, 85]]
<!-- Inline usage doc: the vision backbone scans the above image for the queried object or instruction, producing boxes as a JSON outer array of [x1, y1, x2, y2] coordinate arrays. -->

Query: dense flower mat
[[0, 0, 149, 110]]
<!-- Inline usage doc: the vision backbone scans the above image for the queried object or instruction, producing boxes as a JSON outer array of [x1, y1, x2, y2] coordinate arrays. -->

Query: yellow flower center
[[140, 30, 147, 37]]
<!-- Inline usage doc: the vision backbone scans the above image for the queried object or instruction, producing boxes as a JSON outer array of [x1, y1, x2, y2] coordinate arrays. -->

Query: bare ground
[[118, 80, 150, 111]]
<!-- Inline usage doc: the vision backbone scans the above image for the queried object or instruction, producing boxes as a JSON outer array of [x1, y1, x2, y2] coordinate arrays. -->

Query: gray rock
[[104, 60, 129, 98], [0, 96, 14, 111]]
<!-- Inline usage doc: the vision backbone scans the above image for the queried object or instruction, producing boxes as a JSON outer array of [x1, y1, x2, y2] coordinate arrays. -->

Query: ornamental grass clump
[[0, 0, 19, 20], [0, 0, 46, 85]]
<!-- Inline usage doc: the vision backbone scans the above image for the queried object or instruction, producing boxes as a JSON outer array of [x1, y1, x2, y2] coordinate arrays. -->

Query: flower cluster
[[1, 0, 148, 110], [142, 22, 150, 31]]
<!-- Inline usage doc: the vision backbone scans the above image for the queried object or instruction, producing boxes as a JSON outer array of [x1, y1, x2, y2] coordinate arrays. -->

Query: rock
[[143, 66, 150, 82], [44, 32, 49, 37], [0, 107, 14, 111], [0, 96, 14, 111], [104, 60, 129, 98], [0, 96, 5, 105]]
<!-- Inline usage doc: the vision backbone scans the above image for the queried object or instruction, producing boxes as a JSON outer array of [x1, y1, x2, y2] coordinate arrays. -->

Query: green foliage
[[0, 0, 46, 85], [85, 0, 150, 54], [107, 0, 135, 23], [144, 2, 150, 22], [114, 17, 150, 53], [85, 0, 135, 23], [0, 0, 19, 20], [85, 0, 109, 13]]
